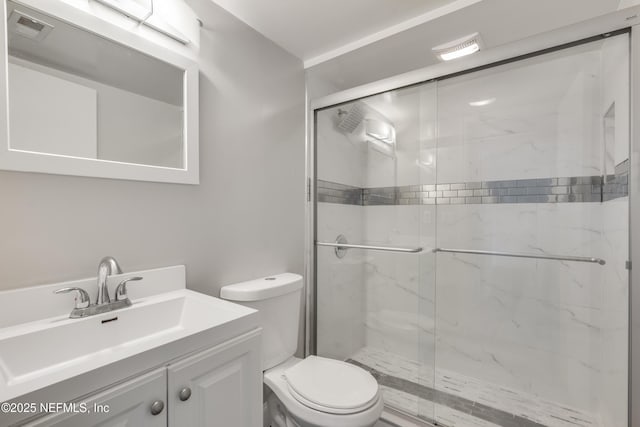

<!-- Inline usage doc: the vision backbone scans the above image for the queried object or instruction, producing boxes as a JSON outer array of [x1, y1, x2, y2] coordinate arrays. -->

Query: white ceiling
[[209, 0, 477, 66], [209, 0, 634, 89], [307, 0, 628, 93]]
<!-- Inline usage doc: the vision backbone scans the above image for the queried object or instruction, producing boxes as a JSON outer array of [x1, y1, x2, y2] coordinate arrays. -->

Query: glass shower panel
[[430, 34, 629, 427], [315, 83, 437, 421]]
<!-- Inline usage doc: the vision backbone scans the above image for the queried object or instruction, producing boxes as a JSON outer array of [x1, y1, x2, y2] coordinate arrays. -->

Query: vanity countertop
[[0, 266, 259, 405]]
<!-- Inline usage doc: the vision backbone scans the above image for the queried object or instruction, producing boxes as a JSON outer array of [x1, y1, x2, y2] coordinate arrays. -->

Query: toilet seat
[[283, 356, 379, 414], [264, 357, 384, 427]]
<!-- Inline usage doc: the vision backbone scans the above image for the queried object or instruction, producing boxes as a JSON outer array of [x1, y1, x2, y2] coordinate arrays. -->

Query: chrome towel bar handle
[[432, 248, 605, 265], [316, 235, 422, 258]]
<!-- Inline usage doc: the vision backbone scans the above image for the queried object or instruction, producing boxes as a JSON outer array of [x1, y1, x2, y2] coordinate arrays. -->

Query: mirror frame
[[0, 0, 199, 184]]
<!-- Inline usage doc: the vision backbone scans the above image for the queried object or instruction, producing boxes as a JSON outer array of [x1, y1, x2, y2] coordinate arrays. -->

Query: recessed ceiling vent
[[8, 10, 54, 41]]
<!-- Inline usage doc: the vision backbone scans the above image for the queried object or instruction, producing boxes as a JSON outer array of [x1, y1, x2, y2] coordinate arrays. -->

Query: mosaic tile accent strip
[[318, 160, 630, 206], [603, 159, 629, 202], [363, 177, 602, 205], [348, 347, 599, 427], [317, 180, 363, 205]]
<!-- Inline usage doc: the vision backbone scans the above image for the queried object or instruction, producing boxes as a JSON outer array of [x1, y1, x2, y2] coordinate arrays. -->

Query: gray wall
[[0, 0, 305, 301]]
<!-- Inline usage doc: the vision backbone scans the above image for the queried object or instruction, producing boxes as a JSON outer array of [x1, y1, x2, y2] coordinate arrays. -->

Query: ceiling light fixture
[[432, 32, 483, 61], [468, 97, 496, 107]]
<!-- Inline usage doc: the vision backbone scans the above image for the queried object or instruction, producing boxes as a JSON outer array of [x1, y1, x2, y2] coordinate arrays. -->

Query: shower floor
[[348, 347, 598, 427]]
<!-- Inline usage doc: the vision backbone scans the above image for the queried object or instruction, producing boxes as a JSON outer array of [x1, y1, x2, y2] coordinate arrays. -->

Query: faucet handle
[[115, 277, 143, 301], [54, 287, 91, 309]]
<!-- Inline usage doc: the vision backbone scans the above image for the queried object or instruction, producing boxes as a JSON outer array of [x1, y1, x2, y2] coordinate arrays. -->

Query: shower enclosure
[[308, 24, 633, 427]]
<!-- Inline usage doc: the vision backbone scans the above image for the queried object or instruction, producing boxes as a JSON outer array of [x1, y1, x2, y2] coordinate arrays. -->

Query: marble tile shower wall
[[316, 202, 367, 361], [433, 203, 604, 412], [362, 205, 434, 363], [354, 200, 628, 425], [599, 199, 629, 427]]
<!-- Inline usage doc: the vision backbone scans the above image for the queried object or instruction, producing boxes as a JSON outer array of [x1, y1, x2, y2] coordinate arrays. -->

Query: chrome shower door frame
[[629, 22, 640, 427]]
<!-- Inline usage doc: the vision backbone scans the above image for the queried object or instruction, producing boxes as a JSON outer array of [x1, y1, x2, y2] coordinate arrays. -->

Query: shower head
[[337, 102, 366, 134]]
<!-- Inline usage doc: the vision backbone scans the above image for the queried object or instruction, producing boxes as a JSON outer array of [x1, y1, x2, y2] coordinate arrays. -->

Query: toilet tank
[[220, 273, 303, 370]]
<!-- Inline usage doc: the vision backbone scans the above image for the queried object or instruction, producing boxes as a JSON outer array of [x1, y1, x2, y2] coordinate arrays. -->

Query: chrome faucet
[[54, 256, 143, 318], [96, 256, 122, 305]]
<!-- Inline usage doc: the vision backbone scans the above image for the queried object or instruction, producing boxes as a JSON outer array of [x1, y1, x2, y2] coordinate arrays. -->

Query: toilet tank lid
[[220, 273, 303, 301]]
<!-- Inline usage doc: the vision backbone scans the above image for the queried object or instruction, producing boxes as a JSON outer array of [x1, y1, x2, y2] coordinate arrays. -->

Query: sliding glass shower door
[[315, 82, 438, 421], [428, 33, 629, 427], [314, 31, 629, 427]]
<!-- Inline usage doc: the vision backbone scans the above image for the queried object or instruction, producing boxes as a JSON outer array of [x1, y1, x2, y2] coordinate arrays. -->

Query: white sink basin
[[0, 288, 257, 402]]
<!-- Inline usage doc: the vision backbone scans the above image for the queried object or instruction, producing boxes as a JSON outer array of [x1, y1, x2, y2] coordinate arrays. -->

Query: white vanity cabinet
[[23, 330, 262, 427], [26, 369, 168, 427], [167, 330, 262, 426]]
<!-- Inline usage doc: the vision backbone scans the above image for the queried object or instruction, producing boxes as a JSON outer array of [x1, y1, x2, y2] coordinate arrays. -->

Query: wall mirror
[[0, 0, 199, 184]]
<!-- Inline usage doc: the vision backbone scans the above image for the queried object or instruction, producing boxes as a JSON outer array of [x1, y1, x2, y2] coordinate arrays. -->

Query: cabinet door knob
[[179, 387, 192, 401], [150, 400, 164, 415]]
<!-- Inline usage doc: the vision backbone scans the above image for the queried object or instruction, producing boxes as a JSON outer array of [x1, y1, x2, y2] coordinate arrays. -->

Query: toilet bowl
[[220, 273, 383, 427]]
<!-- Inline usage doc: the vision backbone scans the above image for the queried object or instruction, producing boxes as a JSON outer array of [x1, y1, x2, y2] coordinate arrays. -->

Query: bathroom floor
[[348, 347, 598, 427]]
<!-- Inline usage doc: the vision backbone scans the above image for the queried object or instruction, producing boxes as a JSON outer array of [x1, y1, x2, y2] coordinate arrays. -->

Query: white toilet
[[221, 273, 383, 427]]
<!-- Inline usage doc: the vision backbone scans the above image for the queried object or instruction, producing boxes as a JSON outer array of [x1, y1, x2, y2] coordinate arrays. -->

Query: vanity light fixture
[[92, 0, 193, 44], [433, 32, 483, 61], [365, 119, 396, 145], [93, 0, 153, 22], [468, 97, 496, 107]]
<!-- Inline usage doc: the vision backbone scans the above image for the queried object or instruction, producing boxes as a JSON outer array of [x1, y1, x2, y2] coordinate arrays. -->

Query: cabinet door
[[25, 368, 167, 427], [167, 329, 262, 427]]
